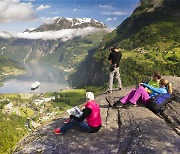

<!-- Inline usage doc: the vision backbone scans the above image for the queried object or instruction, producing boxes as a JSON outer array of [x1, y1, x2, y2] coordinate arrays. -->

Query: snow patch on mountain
[[0, 17, 108, 40], [33, 17, 106, 32]]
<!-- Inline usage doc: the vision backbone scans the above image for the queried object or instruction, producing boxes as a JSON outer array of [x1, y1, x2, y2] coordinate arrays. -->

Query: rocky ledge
[[14, 76, 180, 154]]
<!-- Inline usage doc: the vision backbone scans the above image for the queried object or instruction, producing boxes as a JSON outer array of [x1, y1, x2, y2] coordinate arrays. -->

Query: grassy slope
[[91, 0, 180, 86], [0, 56, 25, 85], [69, 0, 180, 88]]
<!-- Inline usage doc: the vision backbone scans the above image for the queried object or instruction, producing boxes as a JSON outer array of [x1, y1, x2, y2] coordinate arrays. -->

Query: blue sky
[[0, 0, 139, 33]]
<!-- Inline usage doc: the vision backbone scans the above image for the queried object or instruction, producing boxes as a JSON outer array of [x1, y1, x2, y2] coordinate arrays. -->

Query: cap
[[86, 92, 94, 101]]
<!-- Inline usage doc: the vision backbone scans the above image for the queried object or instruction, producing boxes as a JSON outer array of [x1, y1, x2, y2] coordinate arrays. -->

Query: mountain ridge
[[0, 17, 108, 70], [25, 17, 106, 32], [69, 0, 180, 88]]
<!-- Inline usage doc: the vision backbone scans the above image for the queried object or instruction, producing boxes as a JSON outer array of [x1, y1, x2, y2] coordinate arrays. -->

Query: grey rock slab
[[14, 77, 180, 154]]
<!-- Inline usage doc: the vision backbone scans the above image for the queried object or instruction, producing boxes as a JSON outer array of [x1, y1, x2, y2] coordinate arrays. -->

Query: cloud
[[0, 31, 11, 39], [101, 11, 128, 16], [99, 4, 112, 9], [0, 27, 109, 41], [0, 0, 37, 23], [73, 8, 77, 12], [36, 4, 51, 11], [106, 17, 117, 21]]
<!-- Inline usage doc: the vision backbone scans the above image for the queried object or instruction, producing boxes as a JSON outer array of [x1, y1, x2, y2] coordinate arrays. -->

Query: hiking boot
[[106, 96, 115, 107], [54, 128, 62, 135]]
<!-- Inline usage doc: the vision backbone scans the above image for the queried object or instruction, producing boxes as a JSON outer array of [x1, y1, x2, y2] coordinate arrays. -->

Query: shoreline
[[0, 69, 27, 87]]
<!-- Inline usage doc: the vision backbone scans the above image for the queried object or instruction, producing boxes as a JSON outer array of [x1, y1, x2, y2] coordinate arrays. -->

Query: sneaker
[[125, 103, 137, 108], [64, 119, 70, 124], [129, 101, 137, 107], [114, 100, 120, 106], [116, 102, 124, 108], [106, 96, 114, 107], [54, 128, 62, 135], [131, 104, 137, 107], [107, 90, 112, 94]]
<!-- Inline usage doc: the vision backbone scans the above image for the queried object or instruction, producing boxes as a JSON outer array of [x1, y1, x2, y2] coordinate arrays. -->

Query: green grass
[[19, 107, 34, 117], [0, 112, 27, 154], [0, 89, 87, 153], [46, 89, 86, 111], [0, 93, 20, 99], [52, 101, 72, 110], [60, 89, 86, 96]]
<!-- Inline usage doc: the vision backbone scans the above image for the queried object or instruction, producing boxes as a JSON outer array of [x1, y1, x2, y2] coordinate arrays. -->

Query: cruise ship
[[31, 81, 40, 90]]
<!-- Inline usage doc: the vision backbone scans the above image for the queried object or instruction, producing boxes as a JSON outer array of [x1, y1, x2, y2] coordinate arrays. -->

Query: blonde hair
[[167, 83, 173, 94], [159, 79, 173, 94]]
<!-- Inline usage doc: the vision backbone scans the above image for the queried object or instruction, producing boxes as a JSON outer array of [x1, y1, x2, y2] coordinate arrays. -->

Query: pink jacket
[[84, 100, 102, 127]]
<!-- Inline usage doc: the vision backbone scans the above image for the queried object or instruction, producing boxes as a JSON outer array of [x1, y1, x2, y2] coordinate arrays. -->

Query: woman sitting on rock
[[107, 79, 172, 107], [54, 92, 102, 135], [142, 72, 161, 93]]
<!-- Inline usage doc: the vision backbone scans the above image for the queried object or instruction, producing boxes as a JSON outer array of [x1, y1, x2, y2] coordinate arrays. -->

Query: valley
[[0, 0, 179, 153], [0, 63, 69, 94], [0, 89, 86, 153]]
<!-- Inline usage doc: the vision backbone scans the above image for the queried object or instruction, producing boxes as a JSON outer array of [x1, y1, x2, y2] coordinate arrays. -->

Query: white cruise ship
[[31, 81, 40, 90]]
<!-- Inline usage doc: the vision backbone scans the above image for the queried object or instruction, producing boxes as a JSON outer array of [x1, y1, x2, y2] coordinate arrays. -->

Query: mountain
[[69, 0, 180, 87], [0, 55, 25, 85], [0, 18, 108, 71], [26, 17, 106, 32]]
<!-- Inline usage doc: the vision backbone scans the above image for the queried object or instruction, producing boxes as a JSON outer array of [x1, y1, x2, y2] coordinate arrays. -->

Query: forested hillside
[[0, 56, 25, 86], [69, 0, 180, 87], [0, 17, 108, 72], [0, 30, 107, 71]]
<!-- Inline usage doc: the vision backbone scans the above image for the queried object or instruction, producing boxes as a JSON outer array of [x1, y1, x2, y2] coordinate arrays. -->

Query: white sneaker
[[107, 90, 112, 94]]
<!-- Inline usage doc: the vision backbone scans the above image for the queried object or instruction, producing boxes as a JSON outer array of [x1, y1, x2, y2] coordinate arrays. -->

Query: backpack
[[146, 93, 174, 113]]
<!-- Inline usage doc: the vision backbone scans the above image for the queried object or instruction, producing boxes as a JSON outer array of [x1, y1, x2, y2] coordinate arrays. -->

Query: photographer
[[107, 46, 122, 94]]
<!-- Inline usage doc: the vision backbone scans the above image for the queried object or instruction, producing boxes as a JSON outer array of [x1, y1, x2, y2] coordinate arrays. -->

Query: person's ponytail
[[166, 83, 173, 94]]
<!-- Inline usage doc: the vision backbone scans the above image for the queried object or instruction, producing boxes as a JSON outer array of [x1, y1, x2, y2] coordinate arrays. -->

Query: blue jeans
[[60, 119, 91, 134]]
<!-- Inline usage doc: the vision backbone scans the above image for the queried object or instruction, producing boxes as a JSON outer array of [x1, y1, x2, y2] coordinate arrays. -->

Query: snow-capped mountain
[[0, 17, 108, 70], [27, 17, 106, 32]]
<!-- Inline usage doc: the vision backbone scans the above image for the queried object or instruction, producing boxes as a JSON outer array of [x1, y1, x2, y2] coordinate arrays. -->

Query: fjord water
[[0, 64, 69, 94]]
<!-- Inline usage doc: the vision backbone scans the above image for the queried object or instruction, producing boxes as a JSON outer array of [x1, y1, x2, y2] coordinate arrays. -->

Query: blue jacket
[[143, 83, 167, 98]]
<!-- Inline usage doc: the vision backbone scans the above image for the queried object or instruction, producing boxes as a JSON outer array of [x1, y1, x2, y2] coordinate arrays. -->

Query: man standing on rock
[[108, 46, 122, 94]]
